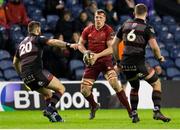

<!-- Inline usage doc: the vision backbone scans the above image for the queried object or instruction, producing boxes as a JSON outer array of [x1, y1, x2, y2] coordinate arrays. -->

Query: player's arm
[[13, 56, 21, 75], [149, 38, 164, 62], [94, 39, 114, 59], [147, 26, 165, 62], [91, 38, 115, 65], [112, 36, 122, 62], [93, 36, 122, 64], [46, 39, 72, 49], [77, 36, 87, 53]]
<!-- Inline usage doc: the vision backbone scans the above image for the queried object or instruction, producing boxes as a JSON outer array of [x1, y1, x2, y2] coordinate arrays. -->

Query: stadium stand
[[0, 60, 14, 70], [3, 69, 19, 80], [69, 59, 84, 79], [0, 50, 11, 60]]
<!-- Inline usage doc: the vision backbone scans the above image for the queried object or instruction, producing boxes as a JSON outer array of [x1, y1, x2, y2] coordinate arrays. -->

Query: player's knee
[[109, 78, 122, 92], [80, 79, 93, 96], [151, 79, 161, 91], [81, 85, 89, 96], [57, 85, 65, 95], [43, 93, 52, 100]]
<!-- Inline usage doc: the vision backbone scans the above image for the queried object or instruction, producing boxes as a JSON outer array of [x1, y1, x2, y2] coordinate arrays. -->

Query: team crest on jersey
[[132, 23, 137, 28], [38, 81, 44, 86]]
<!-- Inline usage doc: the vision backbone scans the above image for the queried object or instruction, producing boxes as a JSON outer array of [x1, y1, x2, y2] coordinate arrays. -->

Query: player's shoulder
[[39, 35, 46, 39], [146, 23, 154, 29], [145, 23, 155, 33], [105, 24, 113, 29], [18, 36, 28, 46], [121, 19, 134, 28], [84, 24, 94, 31], [104, 24, 113, 32], [126, 19, 134, 23]]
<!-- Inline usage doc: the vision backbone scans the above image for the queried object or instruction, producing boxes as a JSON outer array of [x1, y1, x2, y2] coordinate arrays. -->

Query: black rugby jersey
[[116, 18, 155, 64], [15, 34, 48, 73]]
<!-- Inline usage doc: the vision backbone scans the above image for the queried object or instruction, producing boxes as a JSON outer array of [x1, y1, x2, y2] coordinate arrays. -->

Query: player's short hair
[[95, 9, 106, 17], [134, 3, 148, 16], [28, 21, 41, 34]]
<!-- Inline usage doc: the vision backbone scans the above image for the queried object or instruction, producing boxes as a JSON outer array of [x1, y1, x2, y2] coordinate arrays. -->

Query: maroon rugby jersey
[[81, 24, 114, 62]]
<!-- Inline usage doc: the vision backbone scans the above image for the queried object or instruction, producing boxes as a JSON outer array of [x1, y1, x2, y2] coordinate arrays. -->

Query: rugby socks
[[116, 90, 132, 115], [152, 90, 161, 111], [45, 98, 51, 107], [130, 89, 139, 111], [48, 92, 62, 109], [85, 93, 97, 109]]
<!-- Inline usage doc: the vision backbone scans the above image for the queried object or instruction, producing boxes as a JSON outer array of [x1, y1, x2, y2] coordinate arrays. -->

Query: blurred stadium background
[[0, 0, 180, 129]]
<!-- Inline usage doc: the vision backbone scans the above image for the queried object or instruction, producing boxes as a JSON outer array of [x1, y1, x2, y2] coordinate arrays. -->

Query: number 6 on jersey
[[127, 29, 136, 42]]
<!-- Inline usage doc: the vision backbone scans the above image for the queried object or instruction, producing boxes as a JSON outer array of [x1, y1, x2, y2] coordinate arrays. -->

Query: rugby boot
[[43, 107, 64, 122], [51, 111, 64, 122], [89, 104, 100, 120], [153, 110, 171, 122], [131, 110, 140, 123]]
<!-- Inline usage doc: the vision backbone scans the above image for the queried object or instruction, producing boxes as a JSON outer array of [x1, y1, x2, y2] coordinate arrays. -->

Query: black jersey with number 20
[[15, 34, 48, 73]]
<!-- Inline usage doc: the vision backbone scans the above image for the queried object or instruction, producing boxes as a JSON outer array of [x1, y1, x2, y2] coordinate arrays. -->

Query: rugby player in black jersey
[[13, 21, 77, 122]]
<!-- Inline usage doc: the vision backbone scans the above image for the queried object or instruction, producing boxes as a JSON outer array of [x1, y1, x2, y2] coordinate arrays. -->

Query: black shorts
[[21, 70, 53, 90], [122, 63, 149, 81]]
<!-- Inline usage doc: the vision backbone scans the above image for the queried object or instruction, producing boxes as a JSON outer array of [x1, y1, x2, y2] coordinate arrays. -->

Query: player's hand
[[70, 44, 79, 50], [158, 56, 165, 63], [91, 53, 99, 65], [114, 65, 120, 74], [83, 50, 93, 66], [114, 63, 123, 73], [125, 0, 135, 8]]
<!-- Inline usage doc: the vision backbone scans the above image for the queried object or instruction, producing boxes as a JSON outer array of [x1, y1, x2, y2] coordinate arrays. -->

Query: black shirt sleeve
[[116, 26, 123, 39], [146, 25, 156, 40], [37, 35, 49, 47]]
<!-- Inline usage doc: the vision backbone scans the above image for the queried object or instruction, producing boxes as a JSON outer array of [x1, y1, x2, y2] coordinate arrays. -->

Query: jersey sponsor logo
[[38, 81, 45, 86], [132, 23, 137, 28]]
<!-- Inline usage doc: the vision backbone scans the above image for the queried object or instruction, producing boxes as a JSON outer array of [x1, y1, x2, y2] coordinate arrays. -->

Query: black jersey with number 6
[[116, 18, 156, 64]]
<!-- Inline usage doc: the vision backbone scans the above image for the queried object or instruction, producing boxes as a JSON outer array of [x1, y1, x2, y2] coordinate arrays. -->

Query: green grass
[[0, 108, 179, 129]]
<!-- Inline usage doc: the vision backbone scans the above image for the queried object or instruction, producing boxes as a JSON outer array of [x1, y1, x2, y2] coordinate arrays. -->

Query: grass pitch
[[0, 108, 179, 129]]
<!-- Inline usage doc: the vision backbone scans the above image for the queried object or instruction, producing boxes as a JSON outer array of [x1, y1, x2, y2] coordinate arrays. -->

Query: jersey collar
[[134, 18, 146, 23]]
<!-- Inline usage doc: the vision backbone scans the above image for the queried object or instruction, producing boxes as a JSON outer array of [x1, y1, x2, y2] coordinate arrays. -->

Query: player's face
[[37, 26, 41, 35], [94, 13, 106, 28]]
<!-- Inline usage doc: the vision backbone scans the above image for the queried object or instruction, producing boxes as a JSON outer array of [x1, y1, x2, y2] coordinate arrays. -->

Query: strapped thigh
[[144, 64, 158, 84]]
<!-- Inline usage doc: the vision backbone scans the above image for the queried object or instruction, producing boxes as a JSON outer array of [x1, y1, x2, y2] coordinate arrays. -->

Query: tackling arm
[[46, 39, 70, 48]]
